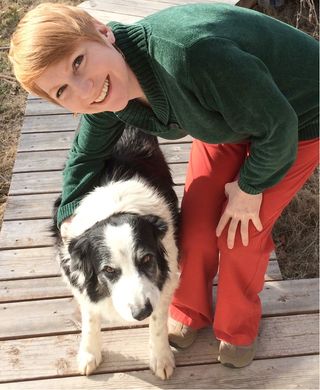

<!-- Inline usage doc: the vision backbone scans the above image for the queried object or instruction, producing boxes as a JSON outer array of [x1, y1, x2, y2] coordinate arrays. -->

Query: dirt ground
[[0, 0, 318, 278]]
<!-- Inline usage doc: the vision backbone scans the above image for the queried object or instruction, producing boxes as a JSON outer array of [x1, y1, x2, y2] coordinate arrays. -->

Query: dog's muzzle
[[130, 299, 153, 321]]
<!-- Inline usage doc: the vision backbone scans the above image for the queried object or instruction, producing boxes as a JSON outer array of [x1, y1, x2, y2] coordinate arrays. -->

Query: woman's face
[[35, 25, 143, 114]]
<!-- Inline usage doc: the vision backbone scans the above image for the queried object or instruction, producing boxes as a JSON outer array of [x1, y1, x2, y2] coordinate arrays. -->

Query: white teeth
[[94, 77, 109, 103]]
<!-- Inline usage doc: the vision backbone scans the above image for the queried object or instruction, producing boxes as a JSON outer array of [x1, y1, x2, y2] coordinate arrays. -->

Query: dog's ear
[[143, 214, 168, 239], [68, 234, 94, 277]]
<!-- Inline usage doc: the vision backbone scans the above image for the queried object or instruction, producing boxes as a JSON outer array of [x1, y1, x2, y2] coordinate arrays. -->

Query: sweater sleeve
[[57, 112, 125, 227], [187, 38, 298, 194]]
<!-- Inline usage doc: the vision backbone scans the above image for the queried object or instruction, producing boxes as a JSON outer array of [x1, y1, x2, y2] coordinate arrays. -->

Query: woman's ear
[[94, 22, 115, 44]]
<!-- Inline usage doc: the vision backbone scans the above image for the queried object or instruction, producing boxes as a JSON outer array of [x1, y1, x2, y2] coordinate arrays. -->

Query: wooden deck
[[0, 0, 319, 388]]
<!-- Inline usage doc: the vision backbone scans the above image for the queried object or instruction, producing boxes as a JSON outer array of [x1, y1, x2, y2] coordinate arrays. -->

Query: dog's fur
[[52, 127, 179, 379]]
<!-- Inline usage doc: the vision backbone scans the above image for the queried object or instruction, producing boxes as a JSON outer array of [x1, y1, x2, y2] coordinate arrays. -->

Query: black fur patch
[[52, 126, 178, 304]]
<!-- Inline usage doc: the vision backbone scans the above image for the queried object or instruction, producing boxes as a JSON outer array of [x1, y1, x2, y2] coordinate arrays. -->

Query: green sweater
[[57, 3, 319, 227]]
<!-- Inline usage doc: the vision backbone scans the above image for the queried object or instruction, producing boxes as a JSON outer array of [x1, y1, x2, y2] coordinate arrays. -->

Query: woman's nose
[[74, 78, 94, 99]]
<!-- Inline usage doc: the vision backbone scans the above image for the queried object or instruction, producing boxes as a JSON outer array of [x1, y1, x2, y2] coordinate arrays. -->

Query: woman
[[9, 2, 319, 368]]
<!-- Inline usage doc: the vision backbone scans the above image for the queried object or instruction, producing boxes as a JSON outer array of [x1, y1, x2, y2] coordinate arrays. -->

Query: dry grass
[[253, 0, 319, 279], [0, 55, 27, 227], [273, 170, 319, 279], [254, 0, 319, 39], [0, 0, 318, 278], [0, 0, 82, 226]]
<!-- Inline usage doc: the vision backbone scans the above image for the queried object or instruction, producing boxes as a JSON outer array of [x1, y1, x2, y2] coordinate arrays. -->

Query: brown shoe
[[168, 317, 198, 349], [218, 340, 257, 368]]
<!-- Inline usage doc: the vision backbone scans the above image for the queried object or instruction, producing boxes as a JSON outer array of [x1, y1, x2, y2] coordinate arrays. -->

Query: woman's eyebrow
[[48, 52, 77, 96], [49, 84, 62, 96]]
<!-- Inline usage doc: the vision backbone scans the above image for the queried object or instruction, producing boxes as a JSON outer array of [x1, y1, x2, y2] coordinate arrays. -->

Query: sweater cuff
[[57, 200, 81, 229], [238, 177, 262, 195]]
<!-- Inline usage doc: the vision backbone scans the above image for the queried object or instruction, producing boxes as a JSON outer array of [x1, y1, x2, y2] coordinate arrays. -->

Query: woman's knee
[[217, 223, 274, 255], [179, 234, 219, 273]]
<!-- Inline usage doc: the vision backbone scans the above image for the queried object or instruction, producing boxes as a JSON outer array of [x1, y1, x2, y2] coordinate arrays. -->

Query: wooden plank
[[81, 0, 238, 12], [0, 247, 60, 280], [17, 131, 192, 152], [0, 244, 280, 282], [9, 171, 62, 195], [0, 279, 318, 340], [13, 146, 190, 173], [21, 114, 79, 133], [25, 100, 69, 116], [79, 0, 239, 28], [0, 277, 70, 303], [0, 216, 287, 253], [261, 278, 319, 316], [0, 313, 318, 383], [2, 355, 318, 389], [0, 261, 282, 302], [77, 8, 141, 23], [0, 220, 53, 249], [3, 193, 60, 220], [268, 251, 280, 278], [18, 132, 75, 152], [80, 0, 173, 15], [13, 151, 68, 173], [2, 186, 182, 221], [3, 186, 184, 221], [153, 0, 238, 4], [8, 166, 186, 196], [0, 297, 147, 340]]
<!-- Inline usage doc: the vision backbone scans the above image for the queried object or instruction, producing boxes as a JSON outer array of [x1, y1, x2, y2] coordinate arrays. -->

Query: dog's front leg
[[78, 304, 102, 376], [149, 291, 175, 380]]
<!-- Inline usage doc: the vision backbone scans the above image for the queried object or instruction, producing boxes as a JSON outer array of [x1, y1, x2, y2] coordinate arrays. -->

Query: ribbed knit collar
[[108, 21, 170, 130]]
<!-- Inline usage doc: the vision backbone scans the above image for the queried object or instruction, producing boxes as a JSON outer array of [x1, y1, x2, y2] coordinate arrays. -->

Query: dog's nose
[[131, 299, 153, 321]]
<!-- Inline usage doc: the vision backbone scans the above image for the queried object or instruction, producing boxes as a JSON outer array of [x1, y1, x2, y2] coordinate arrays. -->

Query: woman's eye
[[56, 85, 66, 99], [73, 55, 83, 70]]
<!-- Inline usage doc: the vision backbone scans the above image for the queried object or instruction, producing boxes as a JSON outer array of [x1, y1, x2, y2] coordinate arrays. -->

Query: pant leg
[[214, 138, 319, 345], [170, 140, 248, 328]]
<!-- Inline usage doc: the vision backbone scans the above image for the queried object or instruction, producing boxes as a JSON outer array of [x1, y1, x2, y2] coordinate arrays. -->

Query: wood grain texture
[[0, 314, 318, 383], [0, 279, 318, 340], [1, 1, 317, 388]]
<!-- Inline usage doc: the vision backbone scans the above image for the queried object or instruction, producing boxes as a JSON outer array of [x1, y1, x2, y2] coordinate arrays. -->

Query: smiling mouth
[[93, 76, 110, 103]]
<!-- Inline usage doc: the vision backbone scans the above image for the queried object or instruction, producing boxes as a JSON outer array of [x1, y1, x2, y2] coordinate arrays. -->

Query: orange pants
[[170, 138, 319, 345]]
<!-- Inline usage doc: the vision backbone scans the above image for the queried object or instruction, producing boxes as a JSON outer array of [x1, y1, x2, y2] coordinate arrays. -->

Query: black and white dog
[[52, 127, 179, 380]]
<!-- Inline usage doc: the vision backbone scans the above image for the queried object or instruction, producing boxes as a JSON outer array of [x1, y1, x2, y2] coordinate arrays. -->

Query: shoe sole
[[218, 354, 254, 368], [169, 338, 195, 350], [219, 361, 240, 369]]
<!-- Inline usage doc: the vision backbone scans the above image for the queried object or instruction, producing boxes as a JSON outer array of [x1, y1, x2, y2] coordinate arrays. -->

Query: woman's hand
[[216, 181, 263, 249], [60, 216, 74, 241]]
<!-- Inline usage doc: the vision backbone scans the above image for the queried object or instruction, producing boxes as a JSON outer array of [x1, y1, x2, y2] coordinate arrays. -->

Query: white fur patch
[[102, 223, 160, 321], [58, 174, 180, 380], [68, 178, 172, 238]]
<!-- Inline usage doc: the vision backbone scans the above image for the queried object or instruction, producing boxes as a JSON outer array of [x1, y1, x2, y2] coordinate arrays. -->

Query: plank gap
[[263, 309, 319, 318], [3, 216, 55, 222], [11, 169, 63, 174], [1, 354, 317, 385], [1, 299, 314, 342], [0, 323, 149, 342], [0, 295, 72, 305], [0, 245, 54, 252], [24, 113, 71, 118], [0, 274, 61, 282]]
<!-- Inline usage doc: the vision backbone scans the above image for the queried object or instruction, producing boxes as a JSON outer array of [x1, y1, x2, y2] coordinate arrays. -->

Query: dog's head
[[68, 212, 170, 321]]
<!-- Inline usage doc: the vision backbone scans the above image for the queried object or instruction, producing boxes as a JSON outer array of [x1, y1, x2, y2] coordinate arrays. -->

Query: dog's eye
[[104, 266, 115, 273], [141, 254, 153, 264]]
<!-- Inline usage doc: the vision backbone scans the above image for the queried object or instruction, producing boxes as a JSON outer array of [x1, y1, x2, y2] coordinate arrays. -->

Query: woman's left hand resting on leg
[[216, 181, 263, 249]]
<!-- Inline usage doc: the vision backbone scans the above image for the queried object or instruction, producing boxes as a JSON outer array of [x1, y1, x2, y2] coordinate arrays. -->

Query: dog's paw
[[77, 348, 102, 376], [149, 346, 175, 380]]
